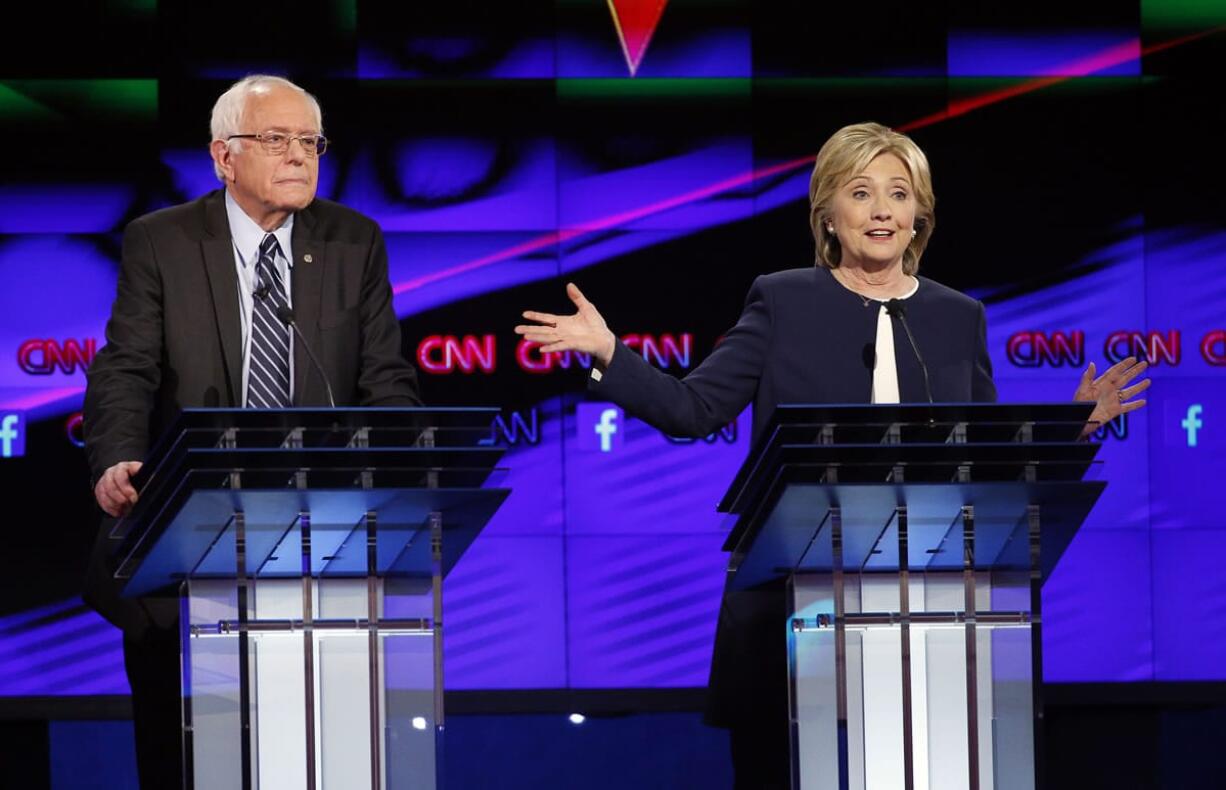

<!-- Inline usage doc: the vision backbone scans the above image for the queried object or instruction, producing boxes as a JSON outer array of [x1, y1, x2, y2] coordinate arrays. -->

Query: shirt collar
[[224, 189, 295, 268]]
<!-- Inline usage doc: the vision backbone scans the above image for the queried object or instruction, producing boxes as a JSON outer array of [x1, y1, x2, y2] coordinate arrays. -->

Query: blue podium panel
[[731, 481, 1104, 592], [719, 403, 1096, 514], [717, 404, 1103, 790], [107, 408, 510, 790], [124, 487, 509, 597]]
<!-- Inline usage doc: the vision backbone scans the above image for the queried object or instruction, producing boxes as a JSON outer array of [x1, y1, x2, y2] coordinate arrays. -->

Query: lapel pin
[[303, 253, 313, 263]]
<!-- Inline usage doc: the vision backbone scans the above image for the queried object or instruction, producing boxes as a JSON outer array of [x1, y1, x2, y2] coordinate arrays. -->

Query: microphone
[[254, 274, 271, 301], [274, 305, 336, 408], [884, 299, 933, 404]]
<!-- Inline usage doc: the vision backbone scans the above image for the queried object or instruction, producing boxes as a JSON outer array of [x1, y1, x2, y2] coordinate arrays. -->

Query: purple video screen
[[1, 0, 1224, 696]]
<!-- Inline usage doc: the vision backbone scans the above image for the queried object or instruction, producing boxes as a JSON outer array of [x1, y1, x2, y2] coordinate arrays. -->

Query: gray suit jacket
[[83, 190, 420, 633]]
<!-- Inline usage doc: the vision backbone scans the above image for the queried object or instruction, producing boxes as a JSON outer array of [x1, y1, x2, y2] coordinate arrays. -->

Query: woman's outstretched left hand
[[515, 283, 618, 368], [1075, 355, 1150, 437]]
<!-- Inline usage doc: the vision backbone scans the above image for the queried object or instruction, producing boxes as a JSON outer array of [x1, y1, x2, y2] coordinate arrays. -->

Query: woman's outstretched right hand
[[515, 283, 618, 368]]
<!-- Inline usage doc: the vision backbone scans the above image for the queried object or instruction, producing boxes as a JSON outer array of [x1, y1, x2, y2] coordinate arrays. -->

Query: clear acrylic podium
[[108, 408, 509, 790], [719, 404, 1105, 790]]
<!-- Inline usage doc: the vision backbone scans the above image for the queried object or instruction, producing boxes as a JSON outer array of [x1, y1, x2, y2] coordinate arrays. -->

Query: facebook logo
[[1182, 404, 1204, 448], [0, 412, 26, 458], [576, 403, 624, 453]]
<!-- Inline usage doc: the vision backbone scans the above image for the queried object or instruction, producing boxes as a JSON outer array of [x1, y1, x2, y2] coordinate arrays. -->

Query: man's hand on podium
[[515, 283, 618, 369], [95, 460, 143, 518]]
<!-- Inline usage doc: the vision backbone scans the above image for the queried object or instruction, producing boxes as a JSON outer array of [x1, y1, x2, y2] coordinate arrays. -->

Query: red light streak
[[392, 27, 1224, 297], [0, 386, 85, 412]]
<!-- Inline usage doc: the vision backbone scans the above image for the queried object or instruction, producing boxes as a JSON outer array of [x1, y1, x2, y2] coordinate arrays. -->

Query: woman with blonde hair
[[517, 122, 1148, 787]]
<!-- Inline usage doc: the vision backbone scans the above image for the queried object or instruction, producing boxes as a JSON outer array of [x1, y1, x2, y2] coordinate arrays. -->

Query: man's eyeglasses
[[227, 132, 329, 157]]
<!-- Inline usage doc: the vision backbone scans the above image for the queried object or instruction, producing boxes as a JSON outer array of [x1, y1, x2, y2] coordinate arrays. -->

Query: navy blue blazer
[[593, 265, 996, 445], [591, 264, 997, 725]]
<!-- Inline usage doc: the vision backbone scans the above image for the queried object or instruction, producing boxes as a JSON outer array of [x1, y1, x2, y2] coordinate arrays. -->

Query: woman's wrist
[[597, 333, 617, 369]]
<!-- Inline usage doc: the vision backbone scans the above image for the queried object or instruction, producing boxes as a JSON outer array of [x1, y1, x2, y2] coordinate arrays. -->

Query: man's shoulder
[[126, 193, 382, 244], [128, 191, 218, 234], [300, 197, 380, 243]]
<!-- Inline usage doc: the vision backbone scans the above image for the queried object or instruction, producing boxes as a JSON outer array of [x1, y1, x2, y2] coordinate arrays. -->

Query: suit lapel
[[200, 192, 243, 406], [291, 203, 326, 405]]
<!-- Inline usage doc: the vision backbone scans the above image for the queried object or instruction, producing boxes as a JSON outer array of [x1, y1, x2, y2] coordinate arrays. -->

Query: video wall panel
[[1, 1, 1223, 696]]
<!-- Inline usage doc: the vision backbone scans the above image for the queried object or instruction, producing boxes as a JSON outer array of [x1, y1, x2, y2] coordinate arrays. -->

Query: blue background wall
[[1, 0, 1224, 705]]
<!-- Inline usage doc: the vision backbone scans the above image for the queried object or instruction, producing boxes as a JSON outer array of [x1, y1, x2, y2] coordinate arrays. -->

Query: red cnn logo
[[1201, 330, 1226, 366], [1006, 331, 1084, 367], [620, 333, 692, 368], [417, 335, 497, 374], [18, 338, 96, 375], [1105, 330, 1181, 366], [517, 342, 592, 374], [65, 411, 85, 448]]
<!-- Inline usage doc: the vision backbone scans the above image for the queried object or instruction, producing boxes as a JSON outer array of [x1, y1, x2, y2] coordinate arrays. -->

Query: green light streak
[[0, 83, 61, 121], [1142, 0, 1226, 29], [557, 78, 750, 99], [334, 0, 356, 34], [0, 80, 156, 122]]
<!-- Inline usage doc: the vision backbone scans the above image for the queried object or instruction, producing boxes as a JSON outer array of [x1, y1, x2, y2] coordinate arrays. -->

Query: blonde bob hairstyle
[[808, 122, 936, 276]]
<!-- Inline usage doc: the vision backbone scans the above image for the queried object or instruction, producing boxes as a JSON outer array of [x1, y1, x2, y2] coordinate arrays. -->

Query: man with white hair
[[82, 75, 420, 786]]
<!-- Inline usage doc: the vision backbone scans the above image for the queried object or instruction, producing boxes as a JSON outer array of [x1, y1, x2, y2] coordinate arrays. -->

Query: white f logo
[[1182, 404, 1204, 448], [0, 414, 19, 458], [594, 408, 619, 453]]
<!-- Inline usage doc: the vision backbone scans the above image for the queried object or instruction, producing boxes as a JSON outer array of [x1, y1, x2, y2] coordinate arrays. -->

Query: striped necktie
[[246, 234, 291, 408]]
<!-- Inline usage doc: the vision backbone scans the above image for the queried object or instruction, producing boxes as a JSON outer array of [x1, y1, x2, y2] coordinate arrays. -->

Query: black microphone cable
[[274, 305, 337, 408]]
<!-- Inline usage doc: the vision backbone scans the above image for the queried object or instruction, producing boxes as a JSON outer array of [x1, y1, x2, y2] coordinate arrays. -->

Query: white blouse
[[869, 278, 920, 404]]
